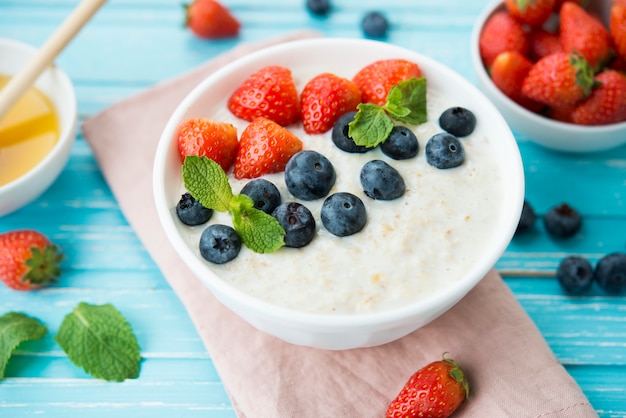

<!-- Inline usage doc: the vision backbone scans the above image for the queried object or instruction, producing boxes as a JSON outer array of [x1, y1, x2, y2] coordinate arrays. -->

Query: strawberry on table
[[352, 59, 422, 106], [0, 230, 63, 291], [176, 117, 239, 172], [572, 70, 626, 125], [184, 0, 240, 39], [234, 117, 303, 179], [490, 51, 544, 112], [300, 72, 362, 134], [611, 1, 626, 61], [479, 11, 529, 68], [505, 0, 556, 27], [228, 65, 301, 127]]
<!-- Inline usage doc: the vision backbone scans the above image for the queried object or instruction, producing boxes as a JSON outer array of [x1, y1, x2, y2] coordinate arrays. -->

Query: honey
[[0, 75, 60, 186]]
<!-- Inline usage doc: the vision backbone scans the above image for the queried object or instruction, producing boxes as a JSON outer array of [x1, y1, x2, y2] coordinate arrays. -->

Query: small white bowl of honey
[[0, 37, 77, 216]]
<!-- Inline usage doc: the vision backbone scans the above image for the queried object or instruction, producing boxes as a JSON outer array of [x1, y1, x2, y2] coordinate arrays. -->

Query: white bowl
[[0, 38, 77, 216], [153, 38, 524, 350], [471, 0, 626, 153]]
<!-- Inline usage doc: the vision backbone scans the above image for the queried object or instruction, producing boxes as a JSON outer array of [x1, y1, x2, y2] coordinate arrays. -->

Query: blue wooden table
[[1, 1, 625, 416]]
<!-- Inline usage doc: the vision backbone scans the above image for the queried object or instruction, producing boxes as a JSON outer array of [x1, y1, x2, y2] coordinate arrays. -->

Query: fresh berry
[[425, 132, 465, 169], [521, 52, 595, 108], [360, 160, 406, 201], [306, 0, 331, 16], [479, 11, 529, 68], [285, 150, 336, 200], [385, 353, 469, 418], [184, 0, 240, 39], [490, 51, 545, 112], [560, 2, 613, 70], [611, 1, 626, 61], [571, 70, 626, 125], [176, 192, 213, 226], [176, 118, 239, 171], [240, 178, 282, 214], [271, 202, 316, 248], [505, 0, 556, 26], [234, 117, 303, 179], [543, 203, 582, 239], [331, 111, 372, 153], [199, 224, 241, 264], [361, 11, 389, 38], [227, 66, 301, 126], [320, 192, 367, 237], [438, 107, 476, 137], [352, 59, 422, 106], [528, 29, 562, 61], [594, 252, 626, 294], [515, 200, 537, 235], [300, 72, 362, 134], [380, 126, 419, 160], [557, 255, 594, 294], [0, 230, 63, 291]]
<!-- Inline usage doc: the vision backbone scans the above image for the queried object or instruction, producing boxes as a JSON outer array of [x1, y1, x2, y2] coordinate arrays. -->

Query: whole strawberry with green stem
[[352, 59, 422, 106], [0, 230, 63, 291], [572, 69, 626, 125], [184, 0, 240, 39]]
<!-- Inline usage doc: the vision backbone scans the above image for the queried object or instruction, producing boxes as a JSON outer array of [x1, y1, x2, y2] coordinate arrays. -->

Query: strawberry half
[[234, 117, 303, 179], [505, 0, 556, 27], [300, 72, 362, 134], [352, 59, 422, 106], [176, 117, 239, 172], [479, 11, 529, 68], [227, 65, 301, 127], [572, 70, 626, 125], [184, 0, 240, 39]]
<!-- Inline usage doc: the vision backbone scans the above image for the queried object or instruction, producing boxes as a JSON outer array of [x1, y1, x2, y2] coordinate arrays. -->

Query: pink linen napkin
[[82, 32, 598, 418]]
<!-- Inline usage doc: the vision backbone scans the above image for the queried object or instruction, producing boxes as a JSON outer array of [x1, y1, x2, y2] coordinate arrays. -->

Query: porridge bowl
[[153, 38, 524, 350]]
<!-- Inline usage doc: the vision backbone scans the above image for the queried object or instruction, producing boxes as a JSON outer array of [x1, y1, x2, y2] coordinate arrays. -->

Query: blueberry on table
[[176, 192, 213, 226], [543, 203, 582, 239], [361, 11, 389, 38], [438, 107, 477, 137], [380, 126, 419, 160], [199, 224, 241, 264], [306, 0, 331, 16], [557, 256, 594, 294], [272, 202, 316, 248], [321, 192, 367, 237], [331, 111, 372, 154], [515, 200, 536, 235], [360, 160, 406, 201], [285, 150, 336, 200], [425, 132, 465, 169], [240, 178, 281, 214], [594, 253, 626, 294]]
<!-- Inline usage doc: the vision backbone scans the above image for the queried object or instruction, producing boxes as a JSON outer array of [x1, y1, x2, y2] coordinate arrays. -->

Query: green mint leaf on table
[[183, 155, 233, 212], [54, 302, 140, 382], [230, 195, 285, 253], [0, 312, 47, 379]]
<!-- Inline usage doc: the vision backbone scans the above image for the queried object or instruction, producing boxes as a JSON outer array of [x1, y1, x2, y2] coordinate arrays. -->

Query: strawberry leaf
[[183, 156, 233, 212], [348, 103, 394, 148], [0, 312, 47, 379]]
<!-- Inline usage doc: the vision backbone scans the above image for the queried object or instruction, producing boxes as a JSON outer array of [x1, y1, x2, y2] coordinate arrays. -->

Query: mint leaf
[[0, 312, 47, 379], [349, 103, 395, 148], [232, 204, 285, 254], [387, 77, 428, 125], [182, 156, 233, 212], [55, 302, 140, 382]]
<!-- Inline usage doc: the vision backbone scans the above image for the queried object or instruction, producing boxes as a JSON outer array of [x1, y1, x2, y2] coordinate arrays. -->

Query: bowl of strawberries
[[471, 0, 626, 153]]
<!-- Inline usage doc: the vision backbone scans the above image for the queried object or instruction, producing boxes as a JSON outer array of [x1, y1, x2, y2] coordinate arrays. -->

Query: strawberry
[[571, 69, 626, 125], [0, 230, 63, 291], [521, 52, 596, 107], [352, 59, 422, 106], [234, 117, 303, 179], [479, 11, 529, 68], [610, 1, 626, 61], [228, 65, 301, 127], [386, 354, 469, 418], [528, 28, 562, 61], [560, 1, 613, 70], [554, 0, 588, 10], [491, 51, 545, 112], [184, 0, 240, 39], [505, 0, 556, 27], [176, 117, 239, 172], [300, 73, 362, 134]]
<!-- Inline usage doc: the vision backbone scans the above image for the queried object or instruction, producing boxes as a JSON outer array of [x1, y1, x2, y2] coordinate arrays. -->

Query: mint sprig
[[182, 156, 285, 254], [0, 312, 47, 379], [349, 77, 427, 148]]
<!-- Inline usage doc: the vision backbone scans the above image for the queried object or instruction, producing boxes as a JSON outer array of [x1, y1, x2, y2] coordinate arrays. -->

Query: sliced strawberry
[[505, 0, 556, 27], [184, 0, 240, 39], [572, 70, 626, 125], [491, 51, 544, 113], [479, 11, 529, 68], [560, 2, 613, 70], [300, 73, 362, 134], [610, 1, 626, 61], [234, 117, 303, 179], [176, 117, 239, 172], [227, 65, 301, 127], [352, 59, 421, 106]]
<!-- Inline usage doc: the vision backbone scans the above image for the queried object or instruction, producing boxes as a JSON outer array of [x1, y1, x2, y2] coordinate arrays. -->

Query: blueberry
[[425, 132, 465, 169], [272, 202, 316, 248], [306, 0, 330, 16], [240, 178, 281, 214], [361, 11, 389, 38], [176, 192, 213, 226], [380, 126, 419, 160], [199, 224, 241, 264], [439, 107, 477, 137], [360, 160, 406, 201], [594, 252, 626, 294], [285, 150, 336, 200], [331, 111, 372, 154], [556, 256, 594, 295], [321, 192, 367, 237], [515, 200, 536, 235], [543, 203, 582, 239]]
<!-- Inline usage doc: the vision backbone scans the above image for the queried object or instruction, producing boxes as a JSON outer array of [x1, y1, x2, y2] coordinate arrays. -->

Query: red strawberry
[[300, 73, 362, 134], [528, 28, 562, 61], [386, 354, 469, 418], [228, 65, 301, 126], [554, 0, 588, 10], [352, 59, 422, 106], [560, 2, 613, 70], [610, 1, 626, 61], [505, 0, 556, 27], [176, 117, 239, 172], [0, 230, 63, 291], [491, 51, 544, 112], [521, 52, 595, 107], [571, 70, 626, 125], [184, 0, 240, 39], [234, 117, 303, 179], [479, 11, 529, 68]]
